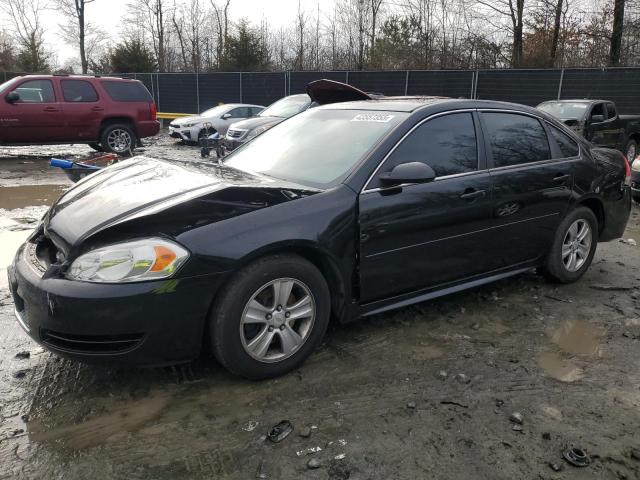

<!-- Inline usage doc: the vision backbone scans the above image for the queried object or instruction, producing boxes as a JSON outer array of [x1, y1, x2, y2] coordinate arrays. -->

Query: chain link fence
[[3, 68, 640, 114]]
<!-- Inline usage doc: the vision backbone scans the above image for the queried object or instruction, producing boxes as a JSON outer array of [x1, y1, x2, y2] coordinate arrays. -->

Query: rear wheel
[[101, 124, 137, 155], [543, 207, 598, 283], [210, 255, 330, 379], [625, 139, 637, 162]]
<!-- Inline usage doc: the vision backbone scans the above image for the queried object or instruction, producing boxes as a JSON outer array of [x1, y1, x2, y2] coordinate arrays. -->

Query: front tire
[[625, 139, 637, 163], [543, 207, 598, 283], [101, 124, 137, 155], [210, 255, 330, 379]]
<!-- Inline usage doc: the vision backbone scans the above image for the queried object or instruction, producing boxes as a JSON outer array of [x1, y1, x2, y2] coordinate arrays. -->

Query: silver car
[[169, 103, 264, 143]]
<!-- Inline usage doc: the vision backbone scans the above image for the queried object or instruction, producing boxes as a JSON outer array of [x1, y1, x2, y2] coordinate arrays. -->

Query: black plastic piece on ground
[[267, 420, 293, 443]]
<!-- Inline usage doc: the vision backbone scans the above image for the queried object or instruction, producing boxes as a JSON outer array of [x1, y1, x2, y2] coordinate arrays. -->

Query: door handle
[[553, 174, 571, 183], [91, 106, 104, 111], [460, 189, 486, 201], [43, 107, 58, 112]]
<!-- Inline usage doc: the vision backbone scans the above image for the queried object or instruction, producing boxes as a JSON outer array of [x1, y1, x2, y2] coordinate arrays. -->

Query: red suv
[[0, 75, 159, 154]]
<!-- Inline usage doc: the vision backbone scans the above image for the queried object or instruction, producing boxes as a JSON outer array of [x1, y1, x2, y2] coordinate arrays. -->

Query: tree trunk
[[511, 0, 524, 68], [549, 0, 563, 66], [609, 0, 625, 66], [76, 0, 88, 73]]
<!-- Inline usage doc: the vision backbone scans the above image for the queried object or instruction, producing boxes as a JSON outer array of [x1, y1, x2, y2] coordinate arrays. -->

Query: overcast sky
[[41, 0, 320, 65]]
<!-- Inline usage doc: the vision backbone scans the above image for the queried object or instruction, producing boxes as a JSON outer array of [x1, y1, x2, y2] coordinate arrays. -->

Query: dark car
[[222, 80, 373, 154], [0, 75, 159, 154], [8, 94, 632, 379], [537, 99, 640, 160]]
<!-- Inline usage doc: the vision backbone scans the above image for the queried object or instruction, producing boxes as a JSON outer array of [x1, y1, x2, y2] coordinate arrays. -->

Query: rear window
[[100, 80, 152, 102]]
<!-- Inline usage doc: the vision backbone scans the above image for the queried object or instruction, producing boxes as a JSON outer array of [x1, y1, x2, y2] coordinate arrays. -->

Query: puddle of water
[[538, 352, 584, 382], [28, 392, 172, 450], [0, 185, 67, 210], [550, 319, 604, 356]]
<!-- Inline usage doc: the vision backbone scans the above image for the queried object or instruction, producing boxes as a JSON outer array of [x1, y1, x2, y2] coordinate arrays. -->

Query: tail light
[[623, 153, 631, 186], [150, 102, 157, 121]]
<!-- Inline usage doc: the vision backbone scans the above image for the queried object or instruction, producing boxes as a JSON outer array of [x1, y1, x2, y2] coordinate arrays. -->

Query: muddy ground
[[0, 135, 639, 480]]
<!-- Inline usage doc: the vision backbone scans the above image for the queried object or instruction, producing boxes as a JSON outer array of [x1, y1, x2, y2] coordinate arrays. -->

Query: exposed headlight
[[181, 123, 197, 128], [246, 125, 272, 139], [66, 238, 189, 283], [632, 157, 640, 172]]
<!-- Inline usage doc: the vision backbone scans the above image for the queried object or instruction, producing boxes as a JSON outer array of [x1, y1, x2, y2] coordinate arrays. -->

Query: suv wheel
[[543, 207, 598, 283], [101, 124, 137, 155], [210, 255, 330, 379], [88, 142, 104, 152]]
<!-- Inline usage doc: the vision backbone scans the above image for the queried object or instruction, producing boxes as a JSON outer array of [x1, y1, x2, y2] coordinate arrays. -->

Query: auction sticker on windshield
[[351, 113, 395, 123]]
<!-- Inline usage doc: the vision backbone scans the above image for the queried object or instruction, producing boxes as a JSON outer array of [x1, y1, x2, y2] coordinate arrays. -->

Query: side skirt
[[358, 265, 536, 318]]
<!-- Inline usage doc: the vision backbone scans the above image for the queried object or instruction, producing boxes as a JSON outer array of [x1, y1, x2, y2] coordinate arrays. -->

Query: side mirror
[[6, 91, 19, 103], [222, 113, 232, 119], [379, 162, 436, 187], [590, 114, 605, 124]]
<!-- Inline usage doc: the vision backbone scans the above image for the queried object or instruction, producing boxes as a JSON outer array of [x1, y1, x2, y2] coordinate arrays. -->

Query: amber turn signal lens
[[151, 245, 177, 272]]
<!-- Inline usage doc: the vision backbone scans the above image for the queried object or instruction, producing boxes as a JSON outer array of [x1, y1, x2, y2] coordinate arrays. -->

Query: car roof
[[540, 99, 610, 104]]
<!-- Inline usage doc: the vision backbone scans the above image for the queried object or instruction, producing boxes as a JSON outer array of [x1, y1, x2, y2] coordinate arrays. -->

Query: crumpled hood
[[44, 156, 317, 249], [228, 116, 282, 132]]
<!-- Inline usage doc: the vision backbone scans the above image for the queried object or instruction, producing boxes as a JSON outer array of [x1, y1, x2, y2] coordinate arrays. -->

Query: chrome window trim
[[488, 156, 579, 172], [361, 109, 477, 194]]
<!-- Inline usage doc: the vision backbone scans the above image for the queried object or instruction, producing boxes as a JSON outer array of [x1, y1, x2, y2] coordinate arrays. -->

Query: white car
[[169, 103, 264, 143]]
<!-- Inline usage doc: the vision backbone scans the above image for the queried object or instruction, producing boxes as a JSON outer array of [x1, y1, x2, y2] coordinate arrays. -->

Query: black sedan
[[8, 95, 632, 379]]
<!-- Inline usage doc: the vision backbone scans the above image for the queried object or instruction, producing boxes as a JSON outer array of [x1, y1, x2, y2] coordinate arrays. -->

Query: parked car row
[[8, 79, 633, 380]]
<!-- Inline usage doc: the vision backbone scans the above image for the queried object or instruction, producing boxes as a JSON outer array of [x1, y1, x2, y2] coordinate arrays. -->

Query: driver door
[[358, 111, 494, 303]]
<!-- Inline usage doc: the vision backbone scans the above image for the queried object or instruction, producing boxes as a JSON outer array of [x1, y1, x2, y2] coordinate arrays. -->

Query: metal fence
[[3, 68, 640, 114]]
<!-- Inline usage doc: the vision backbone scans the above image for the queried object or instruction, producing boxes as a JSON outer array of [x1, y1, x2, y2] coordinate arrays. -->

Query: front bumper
[[168, 125, 196, 141], [7, 243, 225, 366], [222, 137, 245, 153]]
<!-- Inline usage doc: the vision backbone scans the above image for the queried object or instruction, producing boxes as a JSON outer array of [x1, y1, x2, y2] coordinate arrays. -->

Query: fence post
[[404, 70, 409, 95], [156, 73, 161, 111], [469, 71, 475, 99], [239, 72, 243, 102], [557, 69, 564, 100], [196, 73, 200, 111], [345, 71, 350, 85]]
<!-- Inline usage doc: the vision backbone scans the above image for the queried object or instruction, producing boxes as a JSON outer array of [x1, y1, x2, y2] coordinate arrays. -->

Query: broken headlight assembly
[[66, 238, 189, 283]]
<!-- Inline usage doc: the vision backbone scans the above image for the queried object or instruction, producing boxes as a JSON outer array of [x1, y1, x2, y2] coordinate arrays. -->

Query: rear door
[[0, 78, 64, 142], [481, 111, 575, 269], [359, 111, 495, 303], [59, 79, 103, 141]]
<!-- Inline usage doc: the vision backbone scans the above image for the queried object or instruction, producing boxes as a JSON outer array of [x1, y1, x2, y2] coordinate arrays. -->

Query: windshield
[[200, 105, 228, 117], [0, 77, 20, 94], [259, 95, 311, 118], [224, 109, 407, 188], [538, 102, 589, 120]]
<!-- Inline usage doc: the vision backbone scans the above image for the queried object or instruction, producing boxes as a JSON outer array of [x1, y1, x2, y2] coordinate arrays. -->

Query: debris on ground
[[14, 351, 30, 359], [407, 401, 416, 409], [563, 447, 591, 467], [296, 446, 322, 456], [307, 458, 321, 469], [509, 412, 524, 424], [455, 373, 471, 384], [298, 426, 312, 438], [267, 420, 293, 443], [620, 238, 637, 246], [242, 421, 259, 432], [549, 461, 564, 472], [436, 370, 448, 381], [589, 284, 634, 291]]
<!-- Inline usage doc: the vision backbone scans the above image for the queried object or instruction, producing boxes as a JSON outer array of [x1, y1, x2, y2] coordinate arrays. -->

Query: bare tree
[[128, 0, 169, 71], [56, 0, 96, 73], [210, 0, 231, 68], [369, 0, 384, 62], [610, 0, 625, 65], [0, 0, 50, 71], [476, 0, 525, 67]]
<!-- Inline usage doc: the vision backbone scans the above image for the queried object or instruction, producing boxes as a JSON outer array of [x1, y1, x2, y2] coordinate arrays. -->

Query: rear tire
[[209, 254, 330, 380], [543, 207, 598, 284], [88, 142, 103, 152], [101, 124, 137, 156]]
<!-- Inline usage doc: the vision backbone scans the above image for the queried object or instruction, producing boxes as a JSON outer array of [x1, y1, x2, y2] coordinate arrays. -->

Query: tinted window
[[590, 103, 605, 120], [61, 80, 98, 102], [13, 80, 55, 103], [251, 107, 263, 116], [377, 113, 477, 182], [606, 103, 617, 118], [483, 113, 551, 167], [549, 125, 580, 158], [228, 107, 250, 118], [100, 80, 152, 102]]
